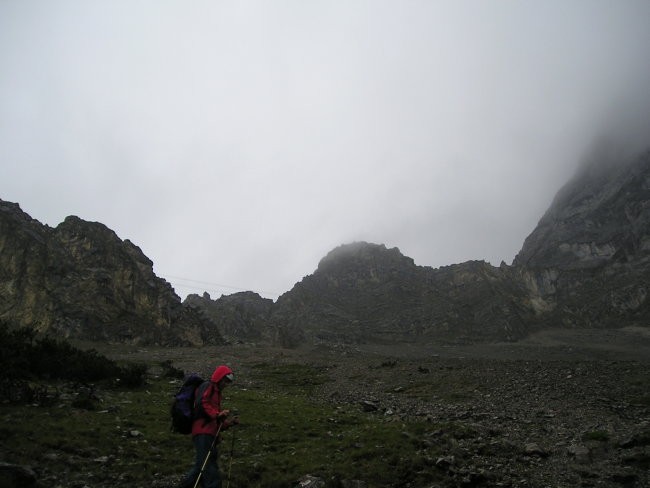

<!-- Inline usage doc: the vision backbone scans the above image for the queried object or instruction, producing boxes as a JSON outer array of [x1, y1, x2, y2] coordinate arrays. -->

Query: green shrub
[[0, 322, 147, 389], [160, 359, 185, 379], [118, 362, 148, 388]]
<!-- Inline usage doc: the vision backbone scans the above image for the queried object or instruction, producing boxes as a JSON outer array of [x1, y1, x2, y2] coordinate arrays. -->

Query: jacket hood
[[210, 365, 234, 383]]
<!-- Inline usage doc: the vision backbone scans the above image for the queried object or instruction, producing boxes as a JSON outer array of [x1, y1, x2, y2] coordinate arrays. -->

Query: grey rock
[[523, 443, 549, 457], [567, 444, 591, 464], [184, 291, 273, 343], [619, 430, 650, 448], [360, 400, 379, 412], [296, 474, 325, 488], [436, 455, 456, 469]]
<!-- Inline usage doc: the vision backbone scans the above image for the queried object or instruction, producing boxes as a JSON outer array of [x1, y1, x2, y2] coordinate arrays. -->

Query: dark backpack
[[170, 373, 205, 434]]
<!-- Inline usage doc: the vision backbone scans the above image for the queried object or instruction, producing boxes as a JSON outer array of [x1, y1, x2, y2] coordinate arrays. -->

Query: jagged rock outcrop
[[514, 150, 650, 328], [261, 148, 650, 346], [0, 200, 222, 346], [267, 243, 537, 346], [4, 146, 650, 347], [514, 150, 650, 270], [183, 291, 273, 343]]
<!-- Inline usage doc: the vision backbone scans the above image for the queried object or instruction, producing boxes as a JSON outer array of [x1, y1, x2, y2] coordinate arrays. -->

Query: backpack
[[170, 373, 205, 434]]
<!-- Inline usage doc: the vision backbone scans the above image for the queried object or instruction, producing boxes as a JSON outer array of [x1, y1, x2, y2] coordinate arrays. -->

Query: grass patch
[[582, 430, 610, 442], [0, 378, 184, 486], [250, 362, 330, 394], [0, 361, 450, 487], [225, 385, 442, 487]]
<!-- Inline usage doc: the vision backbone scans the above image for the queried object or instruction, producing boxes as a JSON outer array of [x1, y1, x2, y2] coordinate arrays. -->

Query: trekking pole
[[192, 422, 223, 488], [225, 427, 237, 488]]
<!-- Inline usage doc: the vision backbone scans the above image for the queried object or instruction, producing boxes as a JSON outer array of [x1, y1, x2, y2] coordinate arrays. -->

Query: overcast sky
[[2, 1, 650, 301]]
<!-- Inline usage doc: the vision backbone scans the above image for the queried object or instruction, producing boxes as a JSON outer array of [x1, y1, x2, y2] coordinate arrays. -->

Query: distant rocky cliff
[[514, 151, 650, 270], [187, 149, 650, 347], [184, 291, 273, 343], [0, 201, 222, 346], [513, 149, 650, 328], [186, 243, 540, 347], [3, 148, 649, 347], [265, 244, 535, 346]]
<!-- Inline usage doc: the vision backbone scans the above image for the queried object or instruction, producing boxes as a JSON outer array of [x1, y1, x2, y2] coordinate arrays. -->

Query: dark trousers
[[181, 434, 221, 488]]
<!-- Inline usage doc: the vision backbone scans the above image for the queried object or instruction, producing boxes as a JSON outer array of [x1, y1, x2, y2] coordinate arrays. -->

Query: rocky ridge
[[513, 150, 650, 330], [184, 291, 273, 343], [267, 245, 536, 346], [192, 149, 650, 346], [2, 148, 650, 346], [0, 201, 221, 346]]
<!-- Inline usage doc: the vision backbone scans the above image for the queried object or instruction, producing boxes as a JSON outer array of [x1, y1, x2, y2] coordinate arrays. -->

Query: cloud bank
[[1, 1, 649, 299]]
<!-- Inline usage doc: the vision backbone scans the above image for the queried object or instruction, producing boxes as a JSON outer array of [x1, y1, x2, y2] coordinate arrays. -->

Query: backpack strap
[[193, 381, 213, 422]]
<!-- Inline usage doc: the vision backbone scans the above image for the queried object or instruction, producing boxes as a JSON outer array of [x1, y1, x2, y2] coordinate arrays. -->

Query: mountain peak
[[514, 149, 650, 269], [317, 242, 415, 274]]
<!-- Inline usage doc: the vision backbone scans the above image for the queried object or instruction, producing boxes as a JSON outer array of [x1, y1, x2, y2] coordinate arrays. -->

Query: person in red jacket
[[179, 365, 239, 488]]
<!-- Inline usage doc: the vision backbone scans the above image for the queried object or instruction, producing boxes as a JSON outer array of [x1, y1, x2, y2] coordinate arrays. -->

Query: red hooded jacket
[[191, 365, 233, 437]]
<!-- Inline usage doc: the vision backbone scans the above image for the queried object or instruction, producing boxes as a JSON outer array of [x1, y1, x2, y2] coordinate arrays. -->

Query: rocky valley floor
[[2, 327, 649, 488], [98, 327, 650, 488]]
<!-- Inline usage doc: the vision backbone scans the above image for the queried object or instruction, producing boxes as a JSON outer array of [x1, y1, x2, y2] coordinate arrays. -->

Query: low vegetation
[[0, 352, 451, 487], [2, 333, 650, 487], [0, 331, 452, 487], [0, 322, 147, 387], [225, 362, 462, 487]]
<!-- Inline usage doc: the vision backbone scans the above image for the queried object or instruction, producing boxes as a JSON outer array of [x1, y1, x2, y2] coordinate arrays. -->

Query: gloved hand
[[223, 416, 240, 429]]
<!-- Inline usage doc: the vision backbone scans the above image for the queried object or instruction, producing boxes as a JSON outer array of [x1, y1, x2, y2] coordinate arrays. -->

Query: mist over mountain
[[1, 147, 649, 346], [511, 147, 650, 330], [191, 147, 650, 346]]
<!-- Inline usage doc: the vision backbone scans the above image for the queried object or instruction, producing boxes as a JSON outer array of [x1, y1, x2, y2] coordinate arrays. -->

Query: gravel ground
[[96, 327, 650, 488]]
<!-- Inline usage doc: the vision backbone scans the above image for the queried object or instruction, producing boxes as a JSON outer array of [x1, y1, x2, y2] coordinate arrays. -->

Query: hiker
[[179, 365, 239, 488]]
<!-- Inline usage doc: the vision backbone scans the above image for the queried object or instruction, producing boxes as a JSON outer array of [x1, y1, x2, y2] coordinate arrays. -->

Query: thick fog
[[1, 1, 649, 300]]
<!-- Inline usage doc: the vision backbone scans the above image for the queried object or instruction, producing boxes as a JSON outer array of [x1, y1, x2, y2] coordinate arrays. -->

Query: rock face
[[515, 151, 650, 270], [4, 147, 650, 347], [267, 243, 536, 346], [514, 150, 650, 328], [184, 291, 273, 343], [186, 148, 650, 347], [0, 201, 222, 346]]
